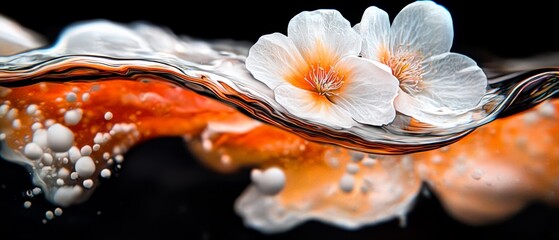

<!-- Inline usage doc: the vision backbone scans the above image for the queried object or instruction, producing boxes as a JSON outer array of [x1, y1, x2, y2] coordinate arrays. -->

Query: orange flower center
[[380, 51, 424, 94], [304, 63, 345, 97]]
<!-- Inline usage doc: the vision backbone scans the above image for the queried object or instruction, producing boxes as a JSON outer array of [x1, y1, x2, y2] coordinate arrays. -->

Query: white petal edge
[[287, 10, 362, 63], [417, 52, 487, 109], [395, 89, 478, 127], [333, 56, 399, 126], [390, 1, 453, 59], [246, 33, 307, 89], [274, 84, 355, 129], [394, 52, 488, 127], [357, 6, 391, 62]]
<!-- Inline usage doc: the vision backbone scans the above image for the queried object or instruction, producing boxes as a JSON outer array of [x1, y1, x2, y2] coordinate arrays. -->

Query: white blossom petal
[[390, 1, 453, 59], [333, 56, 399, 126], [394, 99, 483, 128], [394, 54, 488, 127], [246, 33, 307, 89], [274, 84, 354, 128], [394, 90, 473, 127], [357, 6, 390, 62], [417, 52, 487, 109], [287, 10, 361, 63]]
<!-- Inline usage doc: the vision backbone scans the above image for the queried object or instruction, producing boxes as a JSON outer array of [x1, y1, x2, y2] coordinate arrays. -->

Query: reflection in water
[[0, 5, 558, 236]]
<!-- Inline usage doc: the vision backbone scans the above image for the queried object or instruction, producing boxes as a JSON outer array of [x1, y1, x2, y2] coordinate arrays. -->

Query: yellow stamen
[[304, 63, 345, 97], [381, 52, 424, 94]]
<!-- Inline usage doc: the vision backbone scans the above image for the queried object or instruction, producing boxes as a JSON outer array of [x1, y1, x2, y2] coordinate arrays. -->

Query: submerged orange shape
[[0, 76, 558, 231], [414, 100, 559, 224], [0, 79, 244, 205]]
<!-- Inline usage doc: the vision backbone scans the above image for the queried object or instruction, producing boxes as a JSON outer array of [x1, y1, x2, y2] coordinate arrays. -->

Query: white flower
[[356, 1, 488, 126], [246, 10, 399, 129]]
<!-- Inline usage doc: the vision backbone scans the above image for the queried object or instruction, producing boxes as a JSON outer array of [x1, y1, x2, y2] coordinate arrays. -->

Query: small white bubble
[[93, 132, 104, 144], [0, 104, 9, 116], [31, 122, 43, 131], [68, 146, 81, 163], [362, 158, 377, 167], [339, 174, 355, 193], [54, 208, 63, 216], [346, 163, 359, 174], [56, 178, 65, 186], [327, 157, 339, 168], [23, 201, 32, 208], [81, 93, 90, 102], [6, 108, 18, 120], [44, 119, 55, 127], [47, 124, 75, 152], [350, 152, 365, 162], [471, 168, 484, 180], [24, 142, 44, 160], [538, 101, 555, 117], [75, 156, 95, 178], [523, 112, 539, 125], [42, 153, 53, 165], [114, 154, 124, 163], [26, 104, 38, 115], [64, 109, 82, 126], [12, 119, 21, 129], [100, 169, 111, 178], [66, 92, 77, 103], [80, 145, 92, 156], [251, 167, 286, 195], [102, 133, 111, 142], [45, 210, 54, 220], [104, 112, 113, 121], [83, 179, 94, 189]]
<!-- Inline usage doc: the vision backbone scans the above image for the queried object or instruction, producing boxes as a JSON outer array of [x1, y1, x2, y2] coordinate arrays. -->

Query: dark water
[[1, 137, 559, 239]]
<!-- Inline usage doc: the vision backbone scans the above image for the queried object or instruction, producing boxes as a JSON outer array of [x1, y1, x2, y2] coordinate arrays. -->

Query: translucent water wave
[[1, 21, 556, 154]]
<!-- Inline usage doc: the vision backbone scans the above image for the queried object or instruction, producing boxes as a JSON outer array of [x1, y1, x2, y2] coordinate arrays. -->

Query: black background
[[3, 0, 559, 59], [1, 0, 559, 239]]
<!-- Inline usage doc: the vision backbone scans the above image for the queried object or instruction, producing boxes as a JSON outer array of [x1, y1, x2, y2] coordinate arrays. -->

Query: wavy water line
[[0, 21, 557, 154]]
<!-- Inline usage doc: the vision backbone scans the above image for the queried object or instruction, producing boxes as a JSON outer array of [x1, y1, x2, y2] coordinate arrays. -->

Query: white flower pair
[[246, 1, 487, 128]]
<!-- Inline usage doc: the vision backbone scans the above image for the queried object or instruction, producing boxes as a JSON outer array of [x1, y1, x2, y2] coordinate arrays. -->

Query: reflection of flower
[[356, 1, 488, 126], [246, 10, 399, 128]]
